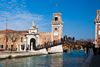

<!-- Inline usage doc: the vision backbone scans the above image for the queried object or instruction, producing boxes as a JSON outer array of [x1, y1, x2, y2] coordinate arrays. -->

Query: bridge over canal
[[31, 35, 93, 54]]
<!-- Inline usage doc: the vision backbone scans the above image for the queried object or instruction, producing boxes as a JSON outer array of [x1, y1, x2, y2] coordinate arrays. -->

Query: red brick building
[[0, 29, 28, 51], [0, 13, 63, 51]]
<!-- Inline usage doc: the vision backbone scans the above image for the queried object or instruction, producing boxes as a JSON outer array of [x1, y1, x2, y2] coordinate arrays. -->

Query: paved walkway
[[81, 48, 100, 67], [89, 53, 100, 67], [81, 49, 93, 67], [0, 51, 48, 59]]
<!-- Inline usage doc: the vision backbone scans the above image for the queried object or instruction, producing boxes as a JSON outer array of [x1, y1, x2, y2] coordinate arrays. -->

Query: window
[[55, 17, 58, 21], [0, 45, 3, 48], [99, 26, 100, 28], [20, 37, 23, 42], [44, 37, 46, 40], [0, 38, 1, 42], [11, 37, 13, 42]]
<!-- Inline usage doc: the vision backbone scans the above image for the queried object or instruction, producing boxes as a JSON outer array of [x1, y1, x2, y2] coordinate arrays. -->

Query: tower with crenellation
[[94, 10, 100, 48], [39, 13, 63, 45], [51, 13, 63, 41]]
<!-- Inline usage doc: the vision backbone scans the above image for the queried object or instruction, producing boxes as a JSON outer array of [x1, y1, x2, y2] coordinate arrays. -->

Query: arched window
[[11, 37, 13, 42], [55, 17, 58, 21], [20, 37, 23, 42]]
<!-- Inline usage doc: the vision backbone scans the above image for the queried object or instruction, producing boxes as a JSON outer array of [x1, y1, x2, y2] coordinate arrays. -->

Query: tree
[[4, 30, 22, 50], [78, 46, 81, 49], [80, 38, 85, 41], [63, 35, 67, 41], [73, 37, 75, 41], [68, 37, 71, 41], [87, 39, 92, 42], [73, 46, 77, 50]]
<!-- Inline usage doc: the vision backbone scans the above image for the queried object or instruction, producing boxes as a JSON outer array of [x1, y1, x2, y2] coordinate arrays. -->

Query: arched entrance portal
[[30, 38, 36, 50]]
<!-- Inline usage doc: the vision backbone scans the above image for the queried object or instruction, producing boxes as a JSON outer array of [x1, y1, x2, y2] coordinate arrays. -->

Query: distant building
[[0, 13, 63, 51], [94, 10, 100, 48], [0, 29, 28, 51]]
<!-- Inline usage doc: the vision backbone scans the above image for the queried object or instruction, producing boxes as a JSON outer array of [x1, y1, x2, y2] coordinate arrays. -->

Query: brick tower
[[94, 10, 100, 48], [51, 13, 63, 41]]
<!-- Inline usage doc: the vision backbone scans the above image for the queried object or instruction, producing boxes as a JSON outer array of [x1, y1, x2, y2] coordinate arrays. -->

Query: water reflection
[[47, 53, 63, 67], [0, 50, 89, 67]]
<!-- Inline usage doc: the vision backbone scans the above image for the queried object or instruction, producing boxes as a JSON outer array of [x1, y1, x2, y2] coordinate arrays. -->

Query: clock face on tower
[[54, 27, 58, 31]]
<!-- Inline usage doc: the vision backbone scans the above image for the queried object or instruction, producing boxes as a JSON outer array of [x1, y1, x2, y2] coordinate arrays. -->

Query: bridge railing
[[35, 38, 65, 50], [35, 36, 75, 50], [33, 35, 93, 50]]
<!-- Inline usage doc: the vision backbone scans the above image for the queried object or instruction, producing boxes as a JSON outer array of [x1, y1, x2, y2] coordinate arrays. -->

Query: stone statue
[[32, 21, 35, 26]]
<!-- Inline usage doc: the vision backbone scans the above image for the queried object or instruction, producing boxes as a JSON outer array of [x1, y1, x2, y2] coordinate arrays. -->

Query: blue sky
[[0, 0, 99, 40]]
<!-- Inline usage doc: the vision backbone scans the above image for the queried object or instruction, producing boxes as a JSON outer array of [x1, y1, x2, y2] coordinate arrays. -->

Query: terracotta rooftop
[[76, 40, 93, 43], [0, 29, 28, 33]]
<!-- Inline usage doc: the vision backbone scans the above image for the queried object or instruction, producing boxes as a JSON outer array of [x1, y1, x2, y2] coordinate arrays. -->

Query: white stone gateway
[[26, 21, 39, 51]]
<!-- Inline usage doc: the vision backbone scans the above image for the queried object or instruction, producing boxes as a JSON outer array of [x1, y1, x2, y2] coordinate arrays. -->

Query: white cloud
[[0, 10, 46, 31], [0, 0, 50, 32]]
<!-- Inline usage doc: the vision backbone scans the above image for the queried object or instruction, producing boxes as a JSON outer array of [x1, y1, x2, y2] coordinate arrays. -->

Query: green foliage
[[78, 46, 81, 49], [73, 46, 77, 50]]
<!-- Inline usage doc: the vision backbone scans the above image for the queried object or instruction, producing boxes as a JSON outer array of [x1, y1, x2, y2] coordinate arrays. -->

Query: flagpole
[[6, 19, 8, 50]]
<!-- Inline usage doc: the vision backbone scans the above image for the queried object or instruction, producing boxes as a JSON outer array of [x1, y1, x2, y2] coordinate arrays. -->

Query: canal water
[[0, 50, 89, 67]]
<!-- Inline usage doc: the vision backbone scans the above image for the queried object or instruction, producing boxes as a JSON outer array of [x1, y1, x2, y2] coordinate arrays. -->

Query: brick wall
[[0, 29, 28, 50], [39, 32, 51, 44]]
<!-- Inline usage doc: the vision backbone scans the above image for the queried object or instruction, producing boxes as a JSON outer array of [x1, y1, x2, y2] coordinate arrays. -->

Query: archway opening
[[30, 38, 36, 50]]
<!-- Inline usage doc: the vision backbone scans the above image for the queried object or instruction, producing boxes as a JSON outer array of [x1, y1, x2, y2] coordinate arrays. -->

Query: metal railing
[[33, 35, 93, 50], [35, 38, 64, 50]]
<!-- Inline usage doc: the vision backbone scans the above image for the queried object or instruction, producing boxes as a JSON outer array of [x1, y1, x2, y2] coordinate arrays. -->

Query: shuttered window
[[20, 37, 23, 42], [0, 45, 3, 48]]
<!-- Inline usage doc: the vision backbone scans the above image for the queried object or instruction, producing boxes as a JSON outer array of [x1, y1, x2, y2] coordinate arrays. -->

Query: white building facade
[[26, 22, 39, 51]]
